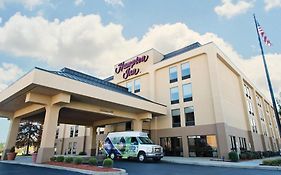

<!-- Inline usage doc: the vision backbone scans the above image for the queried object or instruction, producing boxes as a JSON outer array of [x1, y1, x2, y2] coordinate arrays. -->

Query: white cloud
[[240, 53, 281, 100], [74, 0, 84, 6], [0, 0, 45, 10], [0, 63, 23, 92], [0, 13, 280, 99], [214, 0, 254, 19], [104, 0, 124, 7], [265, 0, 281, 11]]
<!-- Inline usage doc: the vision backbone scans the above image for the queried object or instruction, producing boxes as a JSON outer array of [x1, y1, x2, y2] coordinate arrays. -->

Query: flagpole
[[253, 14, 281, 137]]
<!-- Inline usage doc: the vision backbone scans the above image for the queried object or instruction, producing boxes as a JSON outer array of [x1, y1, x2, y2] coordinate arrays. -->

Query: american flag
[[257, 22, 272, 46]]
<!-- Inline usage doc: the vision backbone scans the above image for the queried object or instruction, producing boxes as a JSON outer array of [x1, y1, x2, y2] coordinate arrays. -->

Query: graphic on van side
[[104, 136, 139, 158], [103, 137, 122, 156]]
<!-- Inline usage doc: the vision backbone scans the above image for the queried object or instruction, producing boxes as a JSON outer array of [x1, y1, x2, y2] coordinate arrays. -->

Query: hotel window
[[247, 101, 254, 116], [230, 135, 237, 151], [170, 87, 179, 104], [72, 142, 77, 155], [182, 83, 192, 102], [250, 118, 258, 133], [256, 96, 262, 107], [239, 137, 247, 151], [68, 142, 72, 154], [262, 123, 268, 136], [134, 79, 141, 93], [172, 109, 181, 127], [169, 66, 178, 83], [74, 125, 79, 137], [70, 126, 74, 137], [181, 62, 190, 80], [54, 143, 57, 155], [259, 109, 264, 121], [55, 128, 59, 139], [244, 84, 251, 99], [185, 107, 195, 126], [126, 82, 133, 92]]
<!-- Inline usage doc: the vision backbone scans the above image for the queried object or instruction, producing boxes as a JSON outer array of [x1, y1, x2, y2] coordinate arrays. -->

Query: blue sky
[[0, 0, 281, 143]]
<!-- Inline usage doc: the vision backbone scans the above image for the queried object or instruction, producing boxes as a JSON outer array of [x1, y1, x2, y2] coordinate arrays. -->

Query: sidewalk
[[161, 156, 281, 171], [0, 156, 127, 175]]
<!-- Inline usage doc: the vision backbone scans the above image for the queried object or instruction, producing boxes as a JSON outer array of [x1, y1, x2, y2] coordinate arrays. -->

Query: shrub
[[50, 157, 56, 162], [263, 151, 269, 157], [228, 151, 239, 162], [262, 158, 281, 166], [78, 151, 87, 155], [73, 157, 83, 165], [103, 158, 114, 168], [56, 156, 65, 162], [88, 157, 98, 166], [64, 157, 74, 163], [239, 152, 247, 160], [82, 157, 89, 164], [256, 151, 262, 159]]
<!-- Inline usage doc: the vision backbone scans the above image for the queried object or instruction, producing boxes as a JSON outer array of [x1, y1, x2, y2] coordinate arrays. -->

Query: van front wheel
[[137, 152, 146, 162]]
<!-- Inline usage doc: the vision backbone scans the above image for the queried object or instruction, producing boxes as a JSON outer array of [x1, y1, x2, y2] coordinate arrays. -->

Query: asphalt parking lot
[[114, 159, 281, 175], [1, 160, 280, 175]]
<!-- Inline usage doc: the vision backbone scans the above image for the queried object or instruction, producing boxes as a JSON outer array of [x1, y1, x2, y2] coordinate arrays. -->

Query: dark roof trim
[[104, 76, 114, 82], [162, 42, 201, 61]]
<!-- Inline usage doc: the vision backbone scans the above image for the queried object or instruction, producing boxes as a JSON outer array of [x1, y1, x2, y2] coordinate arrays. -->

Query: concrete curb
[[161, 160, 281, 171], [0, 161, 127, 175]]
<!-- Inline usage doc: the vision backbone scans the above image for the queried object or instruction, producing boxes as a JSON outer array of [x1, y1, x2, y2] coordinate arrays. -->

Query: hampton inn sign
[[115, 55, 149, 79]]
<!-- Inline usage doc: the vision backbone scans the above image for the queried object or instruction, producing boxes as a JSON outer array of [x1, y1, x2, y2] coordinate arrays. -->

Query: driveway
[[114, 159, 280, 175], [0, 163, 84, 175]]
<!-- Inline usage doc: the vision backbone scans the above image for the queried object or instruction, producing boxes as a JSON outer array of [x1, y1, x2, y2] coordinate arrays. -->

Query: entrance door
[[160, 137, 183, 156]]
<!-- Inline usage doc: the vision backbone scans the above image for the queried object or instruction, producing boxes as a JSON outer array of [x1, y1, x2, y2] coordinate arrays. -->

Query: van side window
[[131, 137, 138, 145]]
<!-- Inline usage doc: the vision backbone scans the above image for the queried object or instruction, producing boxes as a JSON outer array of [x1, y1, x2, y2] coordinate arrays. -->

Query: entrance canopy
[[0, 67, 167, 163], [0, 67, 167, 122]]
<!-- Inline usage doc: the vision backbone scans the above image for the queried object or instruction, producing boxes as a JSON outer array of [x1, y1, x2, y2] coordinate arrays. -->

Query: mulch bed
[[46, 161, 119, 172]]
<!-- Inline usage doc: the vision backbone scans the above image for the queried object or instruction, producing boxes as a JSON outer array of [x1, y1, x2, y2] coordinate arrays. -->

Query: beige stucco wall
[[216, 58, 248, 130], [153, 54, 216, 129]]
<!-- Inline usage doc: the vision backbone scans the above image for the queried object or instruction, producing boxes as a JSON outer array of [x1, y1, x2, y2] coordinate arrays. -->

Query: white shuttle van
[[103, 131, 164, 162]]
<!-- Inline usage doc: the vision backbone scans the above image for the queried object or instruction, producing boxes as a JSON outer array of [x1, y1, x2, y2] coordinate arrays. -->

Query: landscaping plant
[[73, 157, 83, 164], [56, 156, 65, 162], [88, 157, 98, 166], [262, 158, 281, 166], [7, 146, 17, 160], [64, 157, 74, 163], [228, 151, 239, 162], [50, 157, 56, 162], [103, 158, 114, 168]]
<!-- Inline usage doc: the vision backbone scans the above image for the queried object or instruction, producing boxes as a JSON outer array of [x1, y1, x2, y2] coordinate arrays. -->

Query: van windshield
[[138, 137, 154, 144]]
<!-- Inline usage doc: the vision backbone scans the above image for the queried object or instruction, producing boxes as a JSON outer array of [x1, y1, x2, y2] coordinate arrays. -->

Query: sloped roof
[[36, 67, 165, 106]]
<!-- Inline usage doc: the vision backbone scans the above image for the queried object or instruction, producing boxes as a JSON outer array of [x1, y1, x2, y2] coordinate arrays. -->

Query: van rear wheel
[[137, 152, 146, 162]]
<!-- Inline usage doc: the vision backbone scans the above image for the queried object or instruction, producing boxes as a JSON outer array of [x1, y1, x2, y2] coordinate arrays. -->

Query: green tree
[[16, 121, 42, 155], [0, 143, 4, 155]]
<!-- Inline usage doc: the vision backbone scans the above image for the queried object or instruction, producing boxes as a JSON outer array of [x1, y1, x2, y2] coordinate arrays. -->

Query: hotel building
[[0, 42, 280, 163]]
